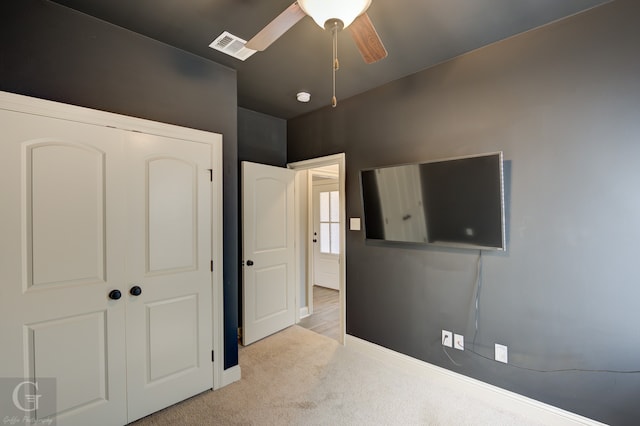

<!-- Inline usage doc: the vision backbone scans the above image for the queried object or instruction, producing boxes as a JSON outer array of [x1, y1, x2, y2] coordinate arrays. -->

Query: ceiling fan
[[245, 0, 388, 107]]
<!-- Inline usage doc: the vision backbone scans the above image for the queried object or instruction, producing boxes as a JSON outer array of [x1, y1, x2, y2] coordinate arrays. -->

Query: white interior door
[[313, 181, 340, 290], [0, 110, 128, 426], [0, 105, 216, 425], [124, 132, 213, 422], [242, 161, 295, 345]]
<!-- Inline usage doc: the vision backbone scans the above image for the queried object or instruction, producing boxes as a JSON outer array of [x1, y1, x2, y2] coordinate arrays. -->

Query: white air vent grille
[[209, 31, 256, 61]]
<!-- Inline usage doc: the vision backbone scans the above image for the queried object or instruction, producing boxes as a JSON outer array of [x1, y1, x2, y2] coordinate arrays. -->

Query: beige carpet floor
[[132, 326, 544, 425]]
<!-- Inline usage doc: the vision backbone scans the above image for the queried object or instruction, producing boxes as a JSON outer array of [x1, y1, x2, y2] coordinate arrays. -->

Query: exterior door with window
[[313, 181, 340, 290]]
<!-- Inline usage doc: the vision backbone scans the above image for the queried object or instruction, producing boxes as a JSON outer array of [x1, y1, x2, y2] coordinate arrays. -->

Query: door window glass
[[319, 190, 340, 254]]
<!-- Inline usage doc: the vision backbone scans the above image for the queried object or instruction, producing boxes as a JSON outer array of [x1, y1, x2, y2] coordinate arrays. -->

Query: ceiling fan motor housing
[[324, 18, 345, 31]]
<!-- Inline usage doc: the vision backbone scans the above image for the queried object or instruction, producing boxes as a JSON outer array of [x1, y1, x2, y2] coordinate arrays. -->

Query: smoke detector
[[296, 91, 311, 103]]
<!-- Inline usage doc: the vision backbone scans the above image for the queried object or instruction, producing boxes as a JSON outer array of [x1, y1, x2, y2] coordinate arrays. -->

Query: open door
[[241, 161, 296, 345]]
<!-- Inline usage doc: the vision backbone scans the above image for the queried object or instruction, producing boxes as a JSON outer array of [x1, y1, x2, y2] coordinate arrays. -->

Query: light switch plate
[[350, 217, 361, 231], [495, 343, 508, 363]]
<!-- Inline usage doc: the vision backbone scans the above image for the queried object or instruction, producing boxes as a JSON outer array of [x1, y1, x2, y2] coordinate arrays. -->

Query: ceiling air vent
[[209, 31, 256, 61]]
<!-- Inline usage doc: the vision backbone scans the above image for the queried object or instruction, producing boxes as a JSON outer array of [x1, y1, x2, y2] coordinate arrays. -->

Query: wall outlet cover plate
[[454, 334, 464, 350], [442, 330, 453, 348]]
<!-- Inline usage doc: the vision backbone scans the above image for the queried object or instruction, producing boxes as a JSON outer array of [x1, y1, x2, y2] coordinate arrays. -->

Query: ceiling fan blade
[[348, 13, 388, 64], [245, 2, 306, 51]]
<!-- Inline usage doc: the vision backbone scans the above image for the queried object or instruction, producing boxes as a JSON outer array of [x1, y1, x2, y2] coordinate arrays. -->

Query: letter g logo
[[12, 380, 42, 412]]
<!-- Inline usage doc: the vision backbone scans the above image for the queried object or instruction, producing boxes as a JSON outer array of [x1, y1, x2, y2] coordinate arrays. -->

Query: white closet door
[[0, 110, 128, 426], [0, 107, 215, 425], [124, 132, 213, 422]]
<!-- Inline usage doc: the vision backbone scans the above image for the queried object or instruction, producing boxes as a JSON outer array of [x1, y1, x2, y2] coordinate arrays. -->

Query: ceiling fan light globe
[[298, 0, 371, 29]]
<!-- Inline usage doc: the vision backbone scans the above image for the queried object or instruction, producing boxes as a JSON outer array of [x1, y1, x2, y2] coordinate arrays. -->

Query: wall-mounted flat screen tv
[[360, 152, 506, 250]]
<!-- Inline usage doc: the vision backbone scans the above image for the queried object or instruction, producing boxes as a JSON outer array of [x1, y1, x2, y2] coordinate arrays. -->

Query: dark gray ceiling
[[51, 0, 609, 119]]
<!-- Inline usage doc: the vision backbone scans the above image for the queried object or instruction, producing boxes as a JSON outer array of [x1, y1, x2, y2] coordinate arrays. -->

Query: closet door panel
[[29, 142, 106, 287], [26, 311, 109, 418], [125, 132, 213, 423], [147, 157, 197, 273], [0, 110, 128, 426]]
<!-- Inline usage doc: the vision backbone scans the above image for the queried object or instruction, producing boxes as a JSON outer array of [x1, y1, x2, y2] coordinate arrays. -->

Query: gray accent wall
[[0, 0, 240, 369], [288, 1, 640, 424], [238, 107, 287, 167]]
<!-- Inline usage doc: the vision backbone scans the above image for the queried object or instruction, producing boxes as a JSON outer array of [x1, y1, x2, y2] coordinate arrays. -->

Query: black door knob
[[246, 260, 254, 266], [108, 289, 122, 300], [130, 286, 142, 296]]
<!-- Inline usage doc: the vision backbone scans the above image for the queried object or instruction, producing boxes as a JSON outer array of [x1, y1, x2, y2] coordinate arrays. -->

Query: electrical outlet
[[454, 334, 464, 350], [495, 343, 508, 363], [442, 330, 453, 347]]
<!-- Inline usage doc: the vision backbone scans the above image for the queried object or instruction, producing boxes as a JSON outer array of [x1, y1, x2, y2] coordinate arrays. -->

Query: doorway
[[288, 154, 345, 344]]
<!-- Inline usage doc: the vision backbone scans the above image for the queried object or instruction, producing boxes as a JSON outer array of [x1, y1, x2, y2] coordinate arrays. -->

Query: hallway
[[298, 285, 339, 341]]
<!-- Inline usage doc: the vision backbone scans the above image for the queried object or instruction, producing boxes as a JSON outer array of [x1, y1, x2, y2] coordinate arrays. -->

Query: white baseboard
[[345, 334, 605, 426], [299, 307, 310, 319], [221, 365, 241, 388]]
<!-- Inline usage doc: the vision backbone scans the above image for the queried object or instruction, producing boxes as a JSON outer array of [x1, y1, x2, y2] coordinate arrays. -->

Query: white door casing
[[288, 154, 346, 343], [312, 181, 340, 290], [242, 161, 296, 345], [0, 92, 223, 425]]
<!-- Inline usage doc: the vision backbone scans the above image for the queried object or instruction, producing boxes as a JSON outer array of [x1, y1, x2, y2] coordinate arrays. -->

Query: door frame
[[0, 90, 226, 391], [288, 153, 346, 344]]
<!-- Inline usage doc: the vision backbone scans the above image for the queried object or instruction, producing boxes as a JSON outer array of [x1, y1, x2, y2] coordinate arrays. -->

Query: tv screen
[[360, 152, 506, 250]]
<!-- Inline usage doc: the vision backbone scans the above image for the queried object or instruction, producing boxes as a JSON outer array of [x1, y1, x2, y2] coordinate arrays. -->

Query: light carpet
[[132, 326, 543, 425]]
